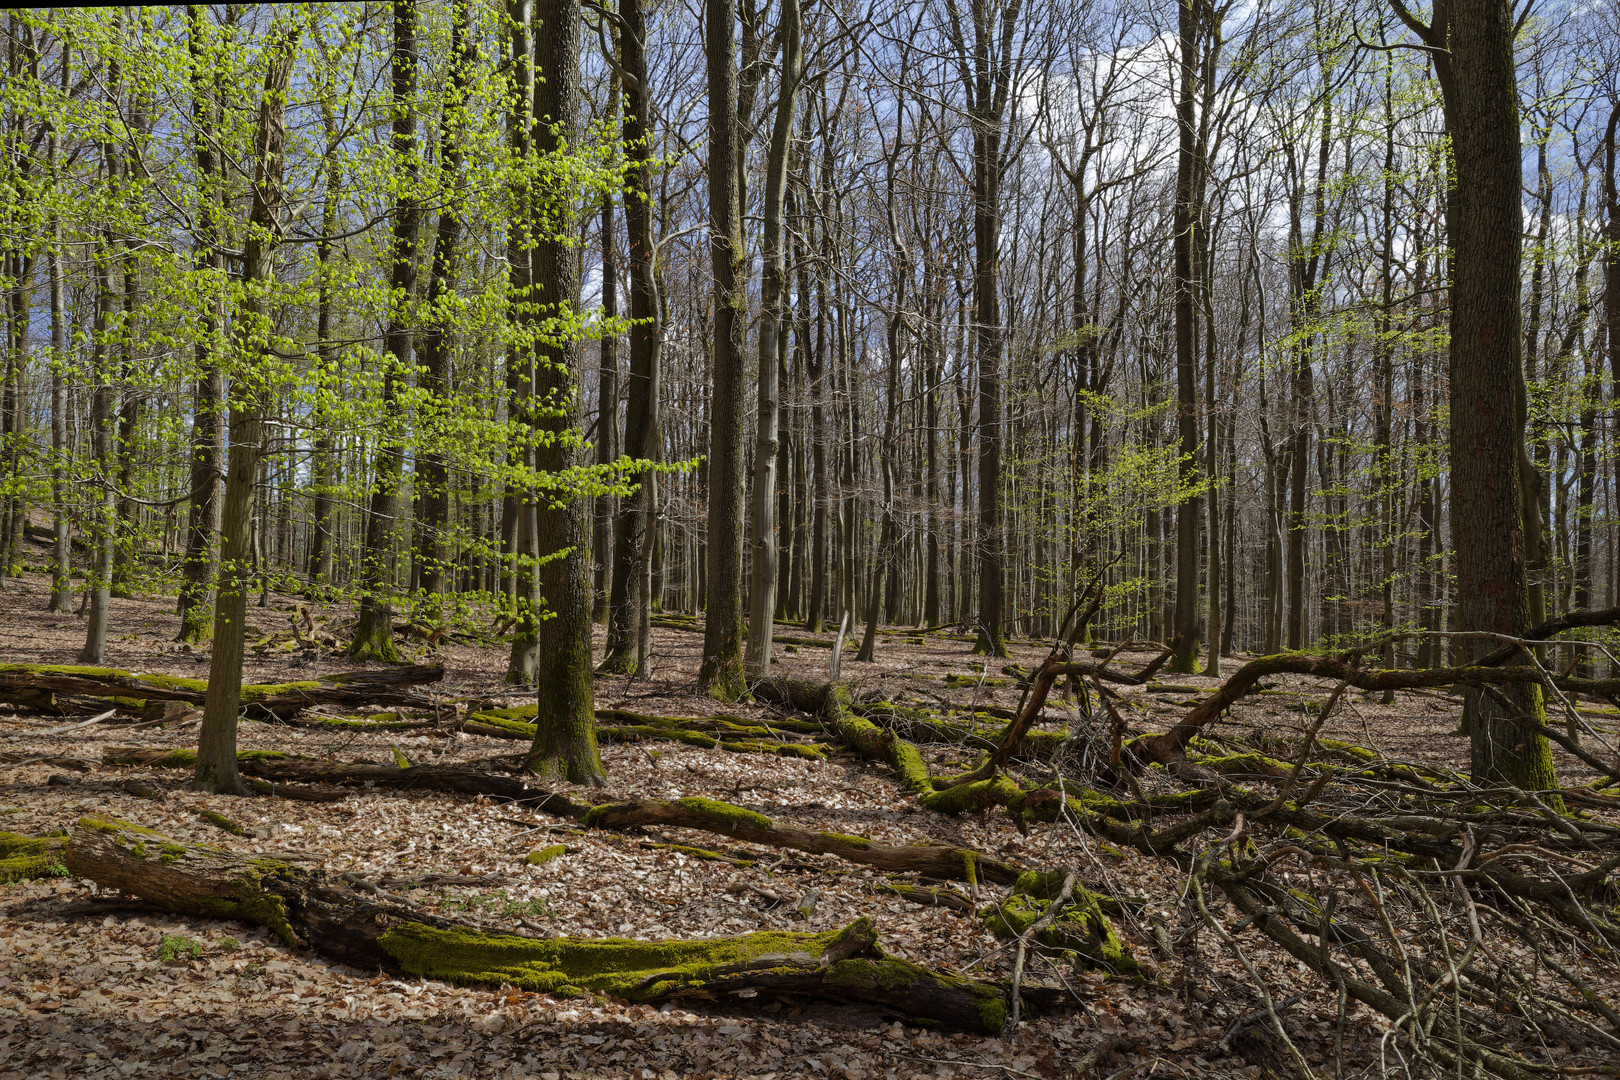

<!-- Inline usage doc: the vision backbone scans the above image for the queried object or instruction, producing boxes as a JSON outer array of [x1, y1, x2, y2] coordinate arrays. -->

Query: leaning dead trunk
[[66, 817, 1010, 1033]]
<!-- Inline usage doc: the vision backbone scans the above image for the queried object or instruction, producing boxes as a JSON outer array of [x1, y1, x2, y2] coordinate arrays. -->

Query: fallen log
[[581, 796, 1025, 886], [0, 663, 445, 718], [65, 816, 1012, 1033], [1, 829, 69, 882]]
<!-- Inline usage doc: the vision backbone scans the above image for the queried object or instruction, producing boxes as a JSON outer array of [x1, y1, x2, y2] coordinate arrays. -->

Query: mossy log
[[462, 706, 829, 759], [979, 870, 1139, 975], [0, 663, 445, 718], [580, 796, 1022, 885], [1, 830, 69, 882], [756, 678, 934, 794], [65, 817, 1011, 1032]]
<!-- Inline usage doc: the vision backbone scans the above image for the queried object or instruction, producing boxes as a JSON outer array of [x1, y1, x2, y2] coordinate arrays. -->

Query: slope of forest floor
[[3, 569, 1614, 1079]]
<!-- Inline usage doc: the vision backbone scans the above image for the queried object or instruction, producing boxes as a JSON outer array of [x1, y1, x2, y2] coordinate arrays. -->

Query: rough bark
[[350, 0, 421, 664], [194, 25, 299, 796], [65, 817, 1010, 1033], [1167, 0, 1202, 674], [1391, 0, 1555, 788], [700, 0, 749, 699], [522, 0, 605, 786]]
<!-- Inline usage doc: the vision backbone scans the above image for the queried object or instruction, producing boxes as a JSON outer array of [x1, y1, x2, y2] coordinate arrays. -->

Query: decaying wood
[[580, 796, 1023, 885], [0, 663, 445, 718], [100, 747, 1023, 886], [65, 817, 1015, 1033]]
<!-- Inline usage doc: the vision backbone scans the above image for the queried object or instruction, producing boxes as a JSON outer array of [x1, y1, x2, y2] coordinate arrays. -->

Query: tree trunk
[[45, 41, 70, 614], [1167, 0, 1202, 673], [413, 0, 473, 607], [600, 0, 661, 676], [67, 818, 1009, 1034], [1394, 0, 1555, 788], [745, 0, 802, 678], [350, 0, 421, 664], [516, 0, 605, 785], [592, 75, 620, 626], [176, 6, 224, 644], [194, 26, 299, 796], [700, 0, 748, 698]]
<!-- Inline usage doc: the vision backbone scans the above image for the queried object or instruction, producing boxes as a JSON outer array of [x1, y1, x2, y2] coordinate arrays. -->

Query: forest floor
[[2, 564, 1615, 1080]]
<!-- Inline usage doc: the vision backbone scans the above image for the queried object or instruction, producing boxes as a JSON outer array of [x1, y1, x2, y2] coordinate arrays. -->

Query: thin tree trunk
[[745, 0, 801, 679], [351, 0, 421, 663], [176, 5, 224, 642], [193, 25, 298, 796], [413, 0, 472, 608], [600, 0, 661, 677], [1168, 0, 1202, 673]]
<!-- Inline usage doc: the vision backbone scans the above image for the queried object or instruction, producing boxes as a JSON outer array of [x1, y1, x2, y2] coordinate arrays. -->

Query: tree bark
[[194, 25, 299, 796], [700, 0, 749, 698], [1167, 0, 1202, 673], [600, 0, 661, 676], [1391, 0, 1556, 788], [745, 0, 802, 679], [350, 0, 421, 663], [176, 5, 224, 644], [67, 818, 1009, 1034], [413, 0, 473, 606], [519, 0, 605, 786]]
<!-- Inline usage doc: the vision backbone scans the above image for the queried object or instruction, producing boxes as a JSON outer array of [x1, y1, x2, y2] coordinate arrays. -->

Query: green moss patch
[[0, 831, 68, 883], [979, 874, 1139, 976], [378, 918, 875, 1000], [525, 844, 568, 866], [674, 797, 772, 831]]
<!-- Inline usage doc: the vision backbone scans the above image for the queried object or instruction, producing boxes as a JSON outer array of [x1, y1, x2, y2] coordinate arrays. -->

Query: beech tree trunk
[[350, 0, 420, 663], [413, 0, 473, 606], [194, 25, 298, 796], [176, 5, 224, 644], [600, 0, 662, 677], [520, 0, 605, 786], [700, 0, 748, 698]]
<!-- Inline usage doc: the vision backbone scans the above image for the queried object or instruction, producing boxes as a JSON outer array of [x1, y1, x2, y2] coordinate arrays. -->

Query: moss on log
[[0, 663, 444, 718], [525, 844, 568, 866], [463, 706, 830, 759], [580, 795, 1022, 885], [64, 817, 1010, 1032], [756, 678, 934, 794], [980, 870, 1139, 975], [0, 830, 69, 883]]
